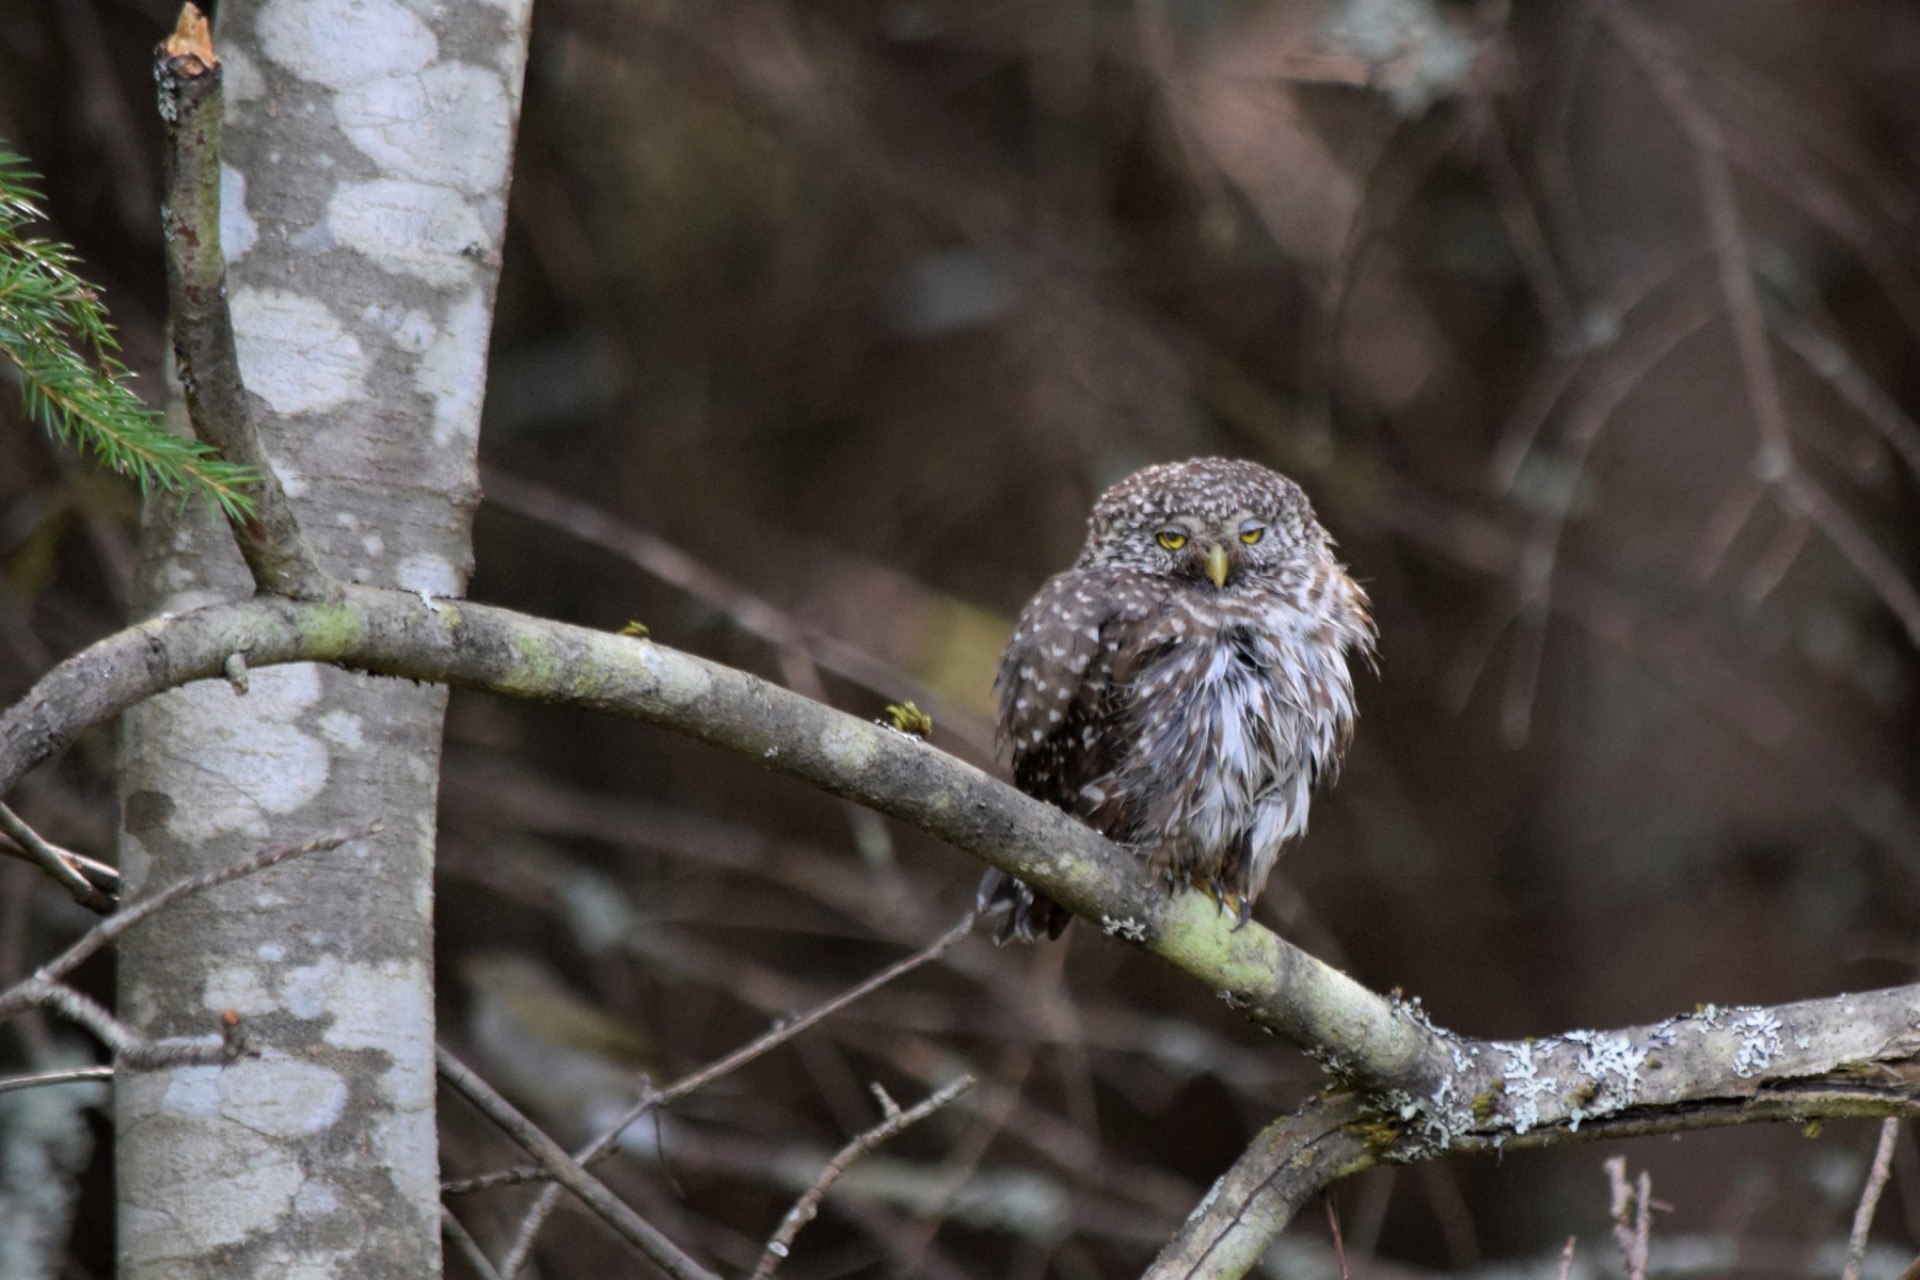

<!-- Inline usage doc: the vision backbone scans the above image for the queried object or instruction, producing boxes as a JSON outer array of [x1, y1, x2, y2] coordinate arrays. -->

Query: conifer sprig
[[0, 149, 256, 516]]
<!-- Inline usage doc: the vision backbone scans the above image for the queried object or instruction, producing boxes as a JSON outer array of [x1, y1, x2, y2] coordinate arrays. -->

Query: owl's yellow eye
[[1239, 522, 1266, 545], [1156, 529, 1188, 551]]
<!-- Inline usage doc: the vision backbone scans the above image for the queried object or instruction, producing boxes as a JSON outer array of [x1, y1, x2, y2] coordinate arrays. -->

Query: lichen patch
[[150, 665, 332, 842], [316, 710, 365, 750], [114, 1085, 305, 1264], [217, 1054, 350, 1136], [819, 720, 880, 774], [337, 62, 513, 195], [327, 179, 485, 288], [221, 163, 259, 261], [230, 288, 368, 415], [256, 0, 437, 87], [634, 644, 714, 708], [203, 963, 276, 1016], [395, 552, 462, 597], [415, 286, 490, 445], [318, 959, 436, 1110]]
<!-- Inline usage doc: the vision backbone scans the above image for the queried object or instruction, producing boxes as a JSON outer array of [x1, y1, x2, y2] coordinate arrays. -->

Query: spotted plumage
[[978, 458, 1374, 942]]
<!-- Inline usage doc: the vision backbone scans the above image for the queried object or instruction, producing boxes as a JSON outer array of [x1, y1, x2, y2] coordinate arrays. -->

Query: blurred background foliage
[[4, 0, 1920, 1276]]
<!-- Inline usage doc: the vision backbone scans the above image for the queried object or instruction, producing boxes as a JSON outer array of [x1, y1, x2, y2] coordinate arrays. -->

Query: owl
[[978, 458, 1374, 942]]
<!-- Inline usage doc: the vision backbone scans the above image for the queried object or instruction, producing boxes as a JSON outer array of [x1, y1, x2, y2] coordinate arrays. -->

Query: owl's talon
[[1207, 876, 1231, 914], [1229, 894, 1253, 931]]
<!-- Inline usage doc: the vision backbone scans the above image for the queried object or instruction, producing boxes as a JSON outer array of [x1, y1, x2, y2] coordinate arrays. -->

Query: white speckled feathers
[[981, 458, 1374, 941]]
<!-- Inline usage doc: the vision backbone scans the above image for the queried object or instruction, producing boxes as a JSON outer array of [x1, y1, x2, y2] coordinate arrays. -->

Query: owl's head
[[1078, 457, 1326, 587]]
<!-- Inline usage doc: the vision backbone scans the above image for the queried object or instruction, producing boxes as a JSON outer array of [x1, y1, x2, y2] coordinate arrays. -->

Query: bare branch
[[436, 1045, 722, 1280], [0, 827, 367, 1077], [1603, 2, 1920, 651], [0, 802, 114, 911], [440, 1205, 505, 1280], [0, 1065, 113, 1097], [1605, 1157, 1653, 1280], [445, 912, 974, 1204], [7, 588, 1920, 1280], [0, 587, 1443, 1087], [0, 822, 379, 1024], [481, 469, 997, 760], [1324, 1191, 1350, 1280], [9, 594, 1920, 1114], [6, 978, 240, 1068], [494, 1183, 563, 1280], [1144, 1096, 1374, 1280], [751, 1075, 975, 1280], [155, 3, 336, 600], [1771, 312, 1920, 481], [1843, 1121, 1902, 1280]]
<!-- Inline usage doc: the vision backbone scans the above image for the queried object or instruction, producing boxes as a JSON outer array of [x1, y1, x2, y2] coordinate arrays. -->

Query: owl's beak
[[1203, 542, 1231, 588]]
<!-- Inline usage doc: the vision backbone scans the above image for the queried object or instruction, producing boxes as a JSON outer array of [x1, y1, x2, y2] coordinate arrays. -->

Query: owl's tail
[[975, 868, 1074, 943]]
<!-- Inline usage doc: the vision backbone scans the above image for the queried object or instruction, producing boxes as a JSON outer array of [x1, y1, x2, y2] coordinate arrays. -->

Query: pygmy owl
[[978, 458, 1374, 942]]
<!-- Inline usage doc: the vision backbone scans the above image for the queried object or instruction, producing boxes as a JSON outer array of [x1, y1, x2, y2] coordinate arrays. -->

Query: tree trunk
[[114, 2, 530, 1273]]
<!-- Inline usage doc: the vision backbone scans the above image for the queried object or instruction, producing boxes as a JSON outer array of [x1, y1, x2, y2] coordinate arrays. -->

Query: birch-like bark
[[116, 2, 530, 1274]]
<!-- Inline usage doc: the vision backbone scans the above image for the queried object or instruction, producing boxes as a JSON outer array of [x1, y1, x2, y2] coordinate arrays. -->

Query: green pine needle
[[0, 148, 256, 517]]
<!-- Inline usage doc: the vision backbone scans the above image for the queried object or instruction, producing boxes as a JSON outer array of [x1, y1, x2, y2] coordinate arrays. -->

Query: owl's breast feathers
[[996, 562, 1372, 899]]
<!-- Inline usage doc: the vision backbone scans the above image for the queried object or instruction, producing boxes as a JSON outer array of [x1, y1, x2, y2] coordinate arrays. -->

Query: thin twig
[[1470, 100, 1577, 340], [7, 978, 240, 1067], [0, 1064, 114, 1096], [444, 913, 975, 1199], [1420, 1160, 1483, 1269], [0, 822, 378, 1024], [441, 1204, 505, 1280], [750, 1075, 974, 1280], [1738, 516, 1811, 605], [481, 470, 996, 760], [1772, 311, 1920, 481], [444, 758, 1293, 1098], [0, 802, 113, 911], [155, 3, 335, 600], [648, 914, 975, 1116], [1690, 472, 1767, 586], [436, 1046, 722, 1280], [443, 831, 1203, 1230], [1324, 1193, 1351, 1280], [1598, 5, 1789, 453], [495, 1183, 564, 1280], [1604, 1157, 1653, 1280], [1778, 477, 1920, 650], [0, 833, 119, 904], [1604, 1, 1920, 652], [1842, 1119, 1902, 1280], [1499, 287, 1721, 742]]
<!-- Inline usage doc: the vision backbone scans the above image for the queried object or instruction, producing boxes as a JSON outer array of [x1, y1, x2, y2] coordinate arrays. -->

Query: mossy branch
[[1, 590, 1915, 1279]]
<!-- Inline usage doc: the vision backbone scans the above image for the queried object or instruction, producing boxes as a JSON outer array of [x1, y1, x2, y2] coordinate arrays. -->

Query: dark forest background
[[4, 1, 1920, 1276]]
